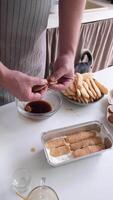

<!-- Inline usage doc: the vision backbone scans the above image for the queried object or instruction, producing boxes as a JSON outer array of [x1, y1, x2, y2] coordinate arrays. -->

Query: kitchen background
[[45, 0, 113, 76]]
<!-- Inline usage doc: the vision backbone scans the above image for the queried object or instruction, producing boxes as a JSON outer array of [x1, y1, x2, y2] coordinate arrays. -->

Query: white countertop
[[48, 0, 113, 29], [1, 66, 113, 200]]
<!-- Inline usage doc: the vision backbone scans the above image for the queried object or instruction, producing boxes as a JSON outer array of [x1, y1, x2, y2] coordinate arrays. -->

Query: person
[[0, 0, 86, 106]]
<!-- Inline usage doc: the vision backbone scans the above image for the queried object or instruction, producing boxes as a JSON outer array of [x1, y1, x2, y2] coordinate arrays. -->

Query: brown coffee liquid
[[25, 100, 52, 113]]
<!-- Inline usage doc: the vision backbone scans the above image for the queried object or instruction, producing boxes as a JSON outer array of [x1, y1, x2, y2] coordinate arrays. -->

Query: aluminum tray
[[41, 121, 113, 167]]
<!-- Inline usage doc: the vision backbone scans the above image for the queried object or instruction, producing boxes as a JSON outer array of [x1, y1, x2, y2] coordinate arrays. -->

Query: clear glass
[[27, 177, 59, 200], [15, 177, 59, 200], [27, 186, 59, 200], [12, 168, 31, 193]]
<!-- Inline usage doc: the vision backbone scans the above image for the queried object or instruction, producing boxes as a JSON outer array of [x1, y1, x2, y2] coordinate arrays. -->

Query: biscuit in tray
[[50, 145, 70, 157], [72, 144, 105, 158], [70, 137, 102, 151], [46, 138, 66, 148], [65, 131, 96, 144]]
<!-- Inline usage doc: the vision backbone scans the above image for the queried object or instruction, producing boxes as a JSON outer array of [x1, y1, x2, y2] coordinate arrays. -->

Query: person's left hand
[[48, 54, 75, 91]]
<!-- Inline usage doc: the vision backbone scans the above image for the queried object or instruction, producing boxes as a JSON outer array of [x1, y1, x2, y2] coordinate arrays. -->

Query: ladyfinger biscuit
[[72, 96, 77, 101], [83, 81, 95, 100], [78, 96, 86, 103], [73, 75, 78, 90], [62, 88, 74, 97], [66, 131, 96, 144], [62, 90, 69, 97], [72, 144, 105, 157], [48, 80, 57, 86], [66, 87, 75, 96], [94, 79, 108, 94], [70, 137, 102, 151], [68, 95, 75, 100], [76, 89, 81, 97], [50, 145, 70, 157], [89, 97, 94, 102], [62, 89, 74, 99], [79, 86, 90, 99], [69, 81, 76, 93], [76, 96, 81, 103], [81, 96, 88, 103], [89, 78, 102, 98], [85, 78, 98, 99], [81, 95, 89, 104], [82, 72, 93, 80], [46, 138, 66, 148], [76, 73, 83, 89]]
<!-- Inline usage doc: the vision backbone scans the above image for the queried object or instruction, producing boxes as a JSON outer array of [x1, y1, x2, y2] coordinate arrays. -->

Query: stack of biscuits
[[62, 73, 108, 104], [46, 130, 105, 158]]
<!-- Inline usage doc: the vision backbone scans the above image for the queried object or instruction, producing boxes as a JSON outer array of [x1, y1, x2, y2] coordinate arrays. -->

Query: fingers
[[50, 84, 68, 91], [49, 72, 73, 84], [49, 78, 72, 91], [6, 70, 48, 102], [18, 90, 42, 102], [49, 67, 66, 82], [48, 60, 74, 88], [18, 78, 47, 101], [39, 86, 48, 96], [31, 77, 47, 86], [48, 55, 74, 90], [29, 84, 48, 101], [32, 84, 48, 93], [29, 92, 42, 101]]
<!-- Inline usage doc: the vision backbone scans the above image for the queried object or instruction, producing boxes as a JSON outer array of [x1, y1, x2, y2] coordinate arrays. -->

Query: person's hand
[[3, 69, 47, 101], [48, 54, 75, 91]]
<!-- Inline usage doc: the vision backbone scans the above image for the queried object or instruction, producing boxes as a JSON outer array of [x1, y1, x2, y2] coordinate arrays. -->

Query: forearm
[[0, 61, 47, 101], [0, 62, 10, 88], [59, 0, 86, 60]]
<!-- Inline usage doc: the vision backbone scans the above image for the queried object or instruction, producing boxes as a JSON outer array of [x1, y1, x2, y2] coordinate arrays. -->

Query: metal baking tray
[[41, 121, 113, 167]]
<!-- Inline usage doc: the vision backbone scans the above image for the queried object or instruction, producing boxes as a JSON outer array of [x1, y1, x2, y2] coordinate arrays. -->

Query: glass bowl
[[15, 90, 62, 120]]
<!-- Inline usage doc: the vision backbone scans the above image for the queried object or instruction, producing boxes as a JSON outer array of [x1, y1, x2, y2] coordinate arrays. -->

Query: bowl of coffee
[[15, 90, 62, 120]]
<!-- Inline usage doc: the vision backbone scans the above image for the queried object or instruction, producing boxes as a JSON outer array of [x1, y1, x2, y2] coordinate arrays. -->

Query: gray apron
[[0, 0, 51, 105]]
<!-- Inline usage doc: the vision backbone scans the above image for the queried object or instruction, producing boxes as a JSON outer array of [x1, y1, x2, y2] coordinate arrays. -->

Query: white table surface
[[1, 67, 113, 200]]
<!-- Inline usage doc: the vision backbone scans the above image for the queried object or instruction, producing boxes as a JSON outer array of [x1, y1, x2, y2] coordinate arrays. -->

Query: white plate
[[62, 93, 104, 106]]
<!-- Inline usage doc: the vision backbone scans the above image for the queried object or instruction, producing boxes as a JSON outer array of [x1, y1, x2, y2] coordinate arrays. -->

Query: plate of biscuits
[[62, 73, 108, 105]]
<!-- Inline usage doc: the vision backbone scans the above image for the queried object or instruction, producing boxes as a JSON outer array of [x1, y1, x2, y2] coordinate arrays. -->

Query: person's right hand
[[2, 68, 47, 101]]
